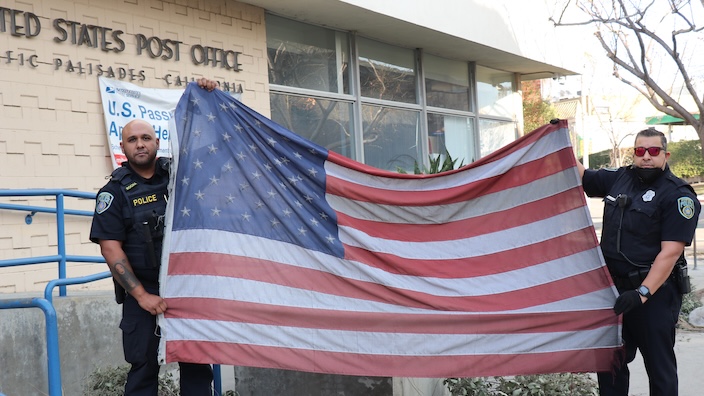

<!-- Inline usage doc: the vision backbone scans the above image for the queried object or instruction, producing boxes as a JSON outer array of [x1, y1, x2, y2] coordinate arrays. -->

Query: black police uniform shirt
[[89, 161, 169, 286], [582, 165, 700, 277]]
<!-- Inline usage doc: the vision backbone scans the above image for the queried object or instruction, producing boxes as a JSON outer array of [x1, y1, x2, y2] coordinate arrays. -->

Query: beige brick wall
[[0, 0, 270, 293]]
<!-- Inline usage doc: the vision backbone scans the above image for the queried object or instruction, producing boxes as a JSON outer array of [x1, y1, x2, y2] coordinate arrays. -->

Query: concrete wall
[[0, 292, 124, 396]]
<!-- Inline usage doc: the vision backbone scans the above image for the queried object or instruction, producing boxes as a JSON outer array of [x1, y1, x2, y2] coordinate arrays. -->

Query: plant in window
[[397, 150, 463, 175]]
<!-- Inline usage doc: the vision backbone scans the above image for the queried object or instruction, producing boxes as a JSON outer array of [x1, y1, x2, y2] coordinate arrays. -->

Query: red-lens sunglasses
[[633, 146, 664, 157]]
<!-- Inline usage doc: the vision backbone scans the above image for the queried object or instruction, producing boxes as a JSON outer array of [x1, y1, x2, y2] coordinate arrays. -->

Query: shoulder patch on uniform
[[96, 192, 114, 214], [678, 196, 695, 219]]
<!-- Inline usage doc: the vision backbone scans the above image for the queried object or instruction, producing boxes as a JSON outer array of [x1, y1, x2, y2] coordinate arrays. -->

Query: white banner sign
[[98, 77, 241, 168]]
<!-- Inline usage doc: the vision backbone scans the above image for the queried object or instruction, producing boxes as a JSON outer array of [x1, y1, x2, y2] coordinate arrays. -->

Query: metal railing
[[0, 297, 62, 396], [0, 189, 222, 396], [0, 189, 100, 297], [44, 271, 113, 303], [693, 239, 699, 270]]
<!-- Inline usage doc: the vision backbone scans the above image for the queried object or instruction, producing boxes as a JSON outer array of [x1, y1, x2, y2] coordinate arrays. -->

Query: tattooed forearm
[[112, 258, 141, 292]]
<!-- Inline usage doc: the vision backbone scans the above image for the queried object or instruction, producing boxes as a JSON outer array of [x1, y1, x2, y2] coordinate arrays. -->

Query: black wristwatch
[[636, 285, 652, 299]]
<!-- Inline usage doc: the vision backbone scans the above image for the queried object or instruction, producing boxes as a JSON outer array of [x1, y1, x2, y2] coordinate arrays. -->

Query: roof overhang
[[646, 114, 700, 125], [237, 0, 578, 79]]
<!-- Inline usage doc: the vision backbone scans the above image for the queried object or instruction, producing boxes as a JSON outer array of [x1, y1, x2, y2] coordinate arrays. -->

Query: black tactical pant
[[121, 290, 213, 396], [597, 281, 682, 396]]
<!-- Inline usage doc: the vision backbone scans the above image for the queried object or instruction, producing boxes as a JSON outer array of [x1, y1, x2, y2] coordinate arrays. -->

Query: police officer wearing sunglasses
[[576, 127, 700, 396]]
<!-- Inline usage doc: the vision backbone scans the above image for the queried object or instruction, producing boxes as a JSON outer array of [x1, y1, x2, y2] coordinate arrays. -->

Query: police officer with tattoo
[[90, 79, 218, 396], [576, 127, 700, 396]]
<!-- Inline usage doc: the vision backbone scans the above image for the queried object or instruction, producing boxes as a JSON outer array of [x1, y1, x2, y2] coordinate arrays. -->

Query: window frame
[[266, 14, 520, 170]]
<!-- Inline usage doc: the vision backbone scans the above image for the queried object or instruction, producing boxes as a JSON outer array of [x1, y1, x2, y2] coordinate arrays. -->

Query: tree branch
[[553, 0, 704, 130]]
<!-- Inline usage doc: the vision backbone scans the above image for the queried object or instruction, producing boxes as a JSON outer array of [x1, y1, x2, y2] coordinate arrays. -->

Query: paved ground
[[586, 197, 704, 396]]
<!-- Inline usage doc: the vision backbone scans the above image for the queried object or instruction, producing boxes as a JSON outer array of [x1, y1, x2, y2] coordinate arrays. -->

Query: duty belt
[[611, 267, 675, 290]]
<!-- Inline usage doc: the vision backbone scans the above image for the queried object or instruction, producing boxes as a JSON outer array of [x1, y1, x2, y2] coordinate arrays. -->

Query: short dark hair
[[634, 127, 667, 151]]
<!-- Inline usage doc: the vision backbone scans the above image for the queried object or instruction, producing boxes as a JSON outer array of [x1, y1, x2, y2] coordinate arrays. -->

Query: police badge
[[96, 192, 114, 214], [678, 196, 695, 219], [642, 190, 655, 202]]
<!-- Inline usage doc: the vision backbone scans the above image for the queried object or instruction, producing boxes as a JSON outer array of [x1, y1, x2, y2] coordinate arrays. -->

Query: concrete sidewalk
[[586, 197, 704, 396]]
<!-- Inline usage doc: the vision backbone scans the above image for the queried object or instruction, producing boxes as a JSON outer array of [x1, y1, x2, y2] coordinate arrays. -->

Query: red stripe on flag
[[336, 187, 587, 241], [326, 148, 576, 206], [165, 340, 618, 377], [164, 297, 617, 334], [168, 252, 611, 311]]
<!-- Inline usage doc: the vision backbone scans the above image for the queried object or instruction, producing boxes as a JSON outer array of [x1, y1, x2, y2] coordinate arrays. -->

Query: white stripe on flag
[[162, 319, 618, 356], [163, 275, 617, 314]]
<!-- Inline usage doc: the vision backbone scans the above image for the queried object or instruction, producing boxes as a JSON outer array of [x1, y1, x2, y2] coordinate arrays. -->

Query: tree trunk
[[696, 121, 704, 160]]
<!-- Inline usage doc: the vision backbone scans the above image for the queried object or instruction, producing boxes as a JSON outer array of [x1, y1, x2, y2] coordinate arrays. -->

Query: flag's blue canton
[[172, 85, 344, 257]]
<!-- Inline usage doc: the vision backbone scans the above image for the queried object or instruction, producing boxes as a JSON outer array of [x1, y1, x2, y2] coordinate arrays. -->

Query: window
[[475, 66, 515, 118], [358, 37, 417, 104], [428, 113, 475, 165], [266, 15, 521, 171], [361, 105, 421, 171], [424, 55, 474, 166], [475, 65, 518, 158], [266, 15, 355, 159], [270, 93, 355, 158], [479, 119, 516, 157], [267, 14, 350, 94], [424, 54, 470, 112]]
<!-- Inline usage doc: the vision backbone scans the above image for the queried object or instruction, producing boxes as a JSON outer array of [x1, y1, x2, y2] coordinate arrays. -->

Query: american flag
[[158, 83, 621, 378]]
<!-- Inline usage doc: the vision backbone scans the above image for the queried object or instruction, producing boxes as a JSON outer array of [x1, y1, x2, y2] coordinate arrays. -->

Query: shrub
[[444, 373, 598, 396], [81, 364, 179, 396], [681, 283, 702, 321]]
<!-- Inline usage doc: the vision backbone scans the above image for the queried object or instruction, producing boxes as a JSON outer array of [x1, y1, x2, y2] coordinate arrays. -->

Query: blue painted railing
[[0, 189, 101, 297], [0, 189, 222, 396], [44, 271, 113, 303], [0, 298, 62, 396]]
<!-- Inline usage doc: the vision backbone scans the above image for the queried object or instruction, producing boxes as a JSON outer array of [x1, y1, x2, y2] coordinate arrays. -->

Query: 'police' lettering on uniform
[[133, 193, 157, 206]]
